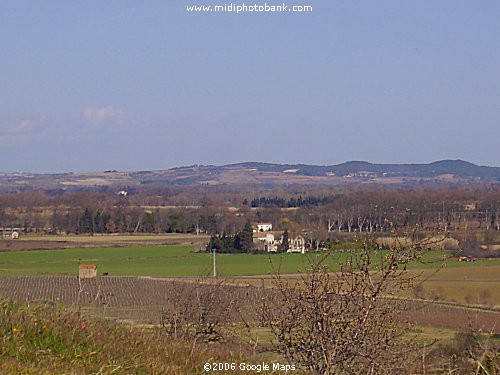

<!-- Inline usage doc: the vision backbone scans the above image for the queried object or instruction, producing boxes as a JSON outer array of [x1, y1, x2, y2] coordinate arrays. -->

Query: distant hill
[[224, 160, 500, 180], [1, 160, 499, 192]]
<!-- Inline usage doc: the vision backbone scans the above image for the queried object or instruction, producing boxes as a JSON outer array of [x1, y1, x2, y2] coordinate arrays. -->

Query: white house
[[253, 230, 307, 254], [254, 223, 273, 232], [253, 232, 278, 252], [286, 234, 306, 254]]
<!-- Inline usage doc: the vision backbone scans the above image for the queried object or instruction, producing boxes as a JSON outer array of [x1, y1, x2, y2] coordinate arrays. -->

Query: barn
[[79, 264, 97, 279]]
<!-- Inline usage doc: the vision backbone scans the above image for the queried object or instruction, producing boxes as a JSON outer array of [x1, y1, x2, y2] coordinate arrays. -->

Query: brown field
[[231, 265, 500, 308], [21, 233, 208, 243], [399, 299, 500, 333], [0, 276, 498, 334], [0, 276, 255, 326], [403, 266, 500, 307], [0, 233, 209, 251]]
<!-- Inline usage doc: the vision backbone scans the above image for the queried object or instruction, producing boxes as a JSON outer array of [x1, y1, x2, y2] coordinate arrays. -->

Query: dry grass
[[0, 300, 249, 374]]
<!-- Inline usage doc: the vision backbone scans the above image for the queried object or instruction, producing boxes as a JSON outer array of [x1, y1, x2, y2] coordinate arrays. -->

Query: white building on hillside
[[254, 223, 273, 232]]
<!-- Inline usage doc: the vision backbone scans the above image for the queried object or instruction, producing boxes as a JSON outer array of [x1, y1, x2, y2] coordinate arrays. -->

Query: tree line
[[0, 185, 498, 237]]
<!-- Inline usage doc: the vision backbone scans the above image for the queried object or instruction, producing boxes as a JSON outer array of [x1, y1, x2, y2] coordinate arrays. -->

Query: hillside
[[227, 160, 500, 179], [1, 160, 498, 192]]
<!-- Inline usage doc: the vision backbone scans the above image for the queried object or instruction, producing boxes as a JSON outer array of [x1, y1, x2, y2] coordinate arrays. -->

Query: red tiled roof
[[79, 264, 97, 269]]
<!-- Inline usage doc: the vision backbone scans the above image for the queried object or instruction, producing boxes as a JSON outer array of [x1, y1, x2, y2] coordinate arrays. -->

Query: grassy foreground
[[1, 245, 500, 277], [0, 300, 246, 375]]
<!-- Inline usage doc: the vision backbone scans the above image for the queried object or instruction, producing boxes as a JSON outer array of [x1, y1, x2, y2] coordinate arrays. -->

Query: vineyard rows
[[0, 276, 498, 332]]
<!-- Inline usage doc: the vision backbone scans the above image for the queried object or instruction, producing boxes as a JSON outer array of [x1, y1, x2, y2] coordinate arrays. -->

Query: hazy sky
[[1, 1, 499, 172]]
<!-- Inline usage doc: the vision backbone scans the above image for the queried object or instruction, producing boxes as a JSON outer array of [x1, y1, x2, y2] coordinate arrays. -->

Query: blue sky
[[1, 1, 499, 172]]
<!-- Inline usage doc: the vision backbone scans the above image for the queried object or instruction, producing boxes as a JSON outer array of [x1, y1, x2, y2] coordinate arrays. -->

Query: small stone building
[[79, 264, 97, 279]]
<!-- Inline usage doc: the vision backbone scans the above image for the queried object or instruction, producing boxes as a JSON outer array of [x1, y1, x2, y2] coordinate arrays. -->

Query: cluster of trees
[[246, 195, 329, 208], [77, 208, 112, 234], [205, 222, 254, 253], [71, 207, 222, 235]]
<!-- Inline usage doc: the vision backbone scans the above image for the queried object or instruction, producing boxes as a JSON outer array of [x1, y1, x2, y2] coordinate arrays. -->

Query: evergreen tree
[[233, 233, 242, 252], [281, 229, 289, 253], [239, 221, 254, 253], [79, 208, 94, 234], [221, 233, 234, 252], [206, 235, 224, 252]]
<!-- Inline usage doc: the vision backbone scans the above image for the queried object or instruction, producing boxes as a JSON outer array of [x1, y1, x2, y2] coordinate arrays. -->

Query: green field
[[1, 245, 499, 277]]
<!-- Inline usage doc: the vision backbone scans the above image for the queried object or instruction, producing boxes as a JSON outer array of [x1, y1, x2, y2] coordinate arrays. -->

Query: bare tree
[[260, 229, 438, 374], [160, 278, 239, 343]]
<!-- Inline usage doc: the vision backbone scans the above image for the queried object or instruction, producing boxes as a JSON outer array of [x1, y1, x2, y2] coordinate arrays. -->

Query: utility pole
[[212, 248, 217, 278]]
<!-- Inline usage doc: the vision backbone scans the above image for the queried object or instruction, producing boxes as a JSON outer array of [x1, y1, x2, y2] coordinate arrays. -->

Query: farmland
[[1, 244, 499, 373], [0, 233, 209, 252], [0, 276, 498, 334], [1, 243, 499, 277], [1, 243, 499, 308]]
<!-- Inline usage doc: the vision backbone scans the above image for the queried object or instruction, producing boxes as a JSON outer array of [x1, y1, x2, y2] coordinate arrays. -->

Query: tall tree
[[281, 229, 289, 253], [239, 221, 254, 253], [78, 208, 94, 234]]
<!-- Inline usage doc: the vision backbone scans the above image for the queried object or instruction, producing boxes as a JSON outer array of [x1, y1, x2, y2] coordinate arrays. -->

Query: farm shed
[[79, 264, 97, 279]]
